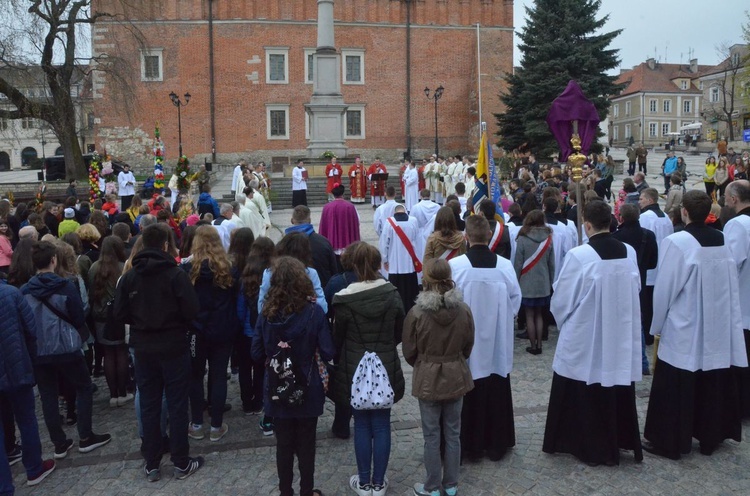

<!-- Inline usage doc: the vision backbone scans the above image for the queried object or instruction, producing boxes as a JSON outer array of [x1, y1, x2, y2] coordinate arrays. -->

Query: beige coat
[[402, 289, 475, 401], [423, 231, 467, 263]]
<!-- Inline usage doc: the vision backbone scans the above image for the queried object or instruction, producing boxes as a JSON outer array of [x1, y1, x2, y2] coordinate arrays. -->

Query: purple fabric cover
[[318, 199, 361, 251], [546, 80, 600, 161]]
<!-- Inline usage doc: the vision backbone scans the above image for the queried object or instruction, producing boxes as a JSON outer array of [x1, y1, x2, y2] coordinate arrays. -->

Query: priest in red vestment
[[325, 157, 343, 201], [319, 183, 361, 257], [348, 157, 367, 204], [368, 158, 388, 209], [418, 160, 427, 191]]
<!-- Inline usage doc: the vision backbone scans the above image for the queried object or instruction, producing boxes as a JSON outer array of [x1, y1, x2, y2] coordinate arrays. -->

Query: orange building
[[91, 0, 513, 168]]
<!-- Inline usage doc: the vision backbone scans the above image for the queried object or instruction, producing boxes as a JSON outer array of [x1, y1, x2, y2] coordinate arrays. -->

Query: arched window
[[54, 146, 64, 156], [0, 151, 10, 171], [21, 147, 38, 167]]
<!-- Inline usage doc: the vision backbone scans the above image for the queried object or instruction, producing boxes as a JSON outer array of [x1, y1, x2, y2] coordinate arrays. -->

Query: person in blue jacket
[[197, 185, 220, 219], [662, 151, 679, 195], [0, 278, 57, 491], [252, 257, 334, 496]]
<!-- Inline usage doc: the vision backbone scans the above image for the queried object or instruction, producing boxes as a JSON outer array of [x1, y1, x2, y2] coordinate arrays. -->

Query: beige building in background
[[698, 44, 749, 142], [609, 58, 709, 147]]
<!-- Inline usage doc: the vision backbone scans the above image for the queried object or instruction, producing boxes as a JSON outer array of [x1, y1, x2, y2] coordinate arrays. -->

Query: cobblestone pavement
[[9, 149, 750, 495]]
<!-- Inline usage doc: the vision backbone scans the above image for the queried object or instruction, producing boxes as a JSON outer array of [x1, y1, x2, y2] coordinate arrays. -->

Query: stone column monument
[[306, 0, 348, 158]]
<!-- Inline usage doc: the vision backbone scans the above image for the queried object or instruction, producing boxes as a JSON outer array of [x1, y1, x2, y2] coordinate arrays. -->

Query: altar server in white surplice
[[379, 204, 421, 315], [643, 190, 748, 461], [543, 200, 643, 466], [373, 186, 401, 237], [409, 189, 441, 262], [723, 180, 750, 418], [542, 198, 575, 281], [450, 216, 521, 463], [403, 162, 419, 213]]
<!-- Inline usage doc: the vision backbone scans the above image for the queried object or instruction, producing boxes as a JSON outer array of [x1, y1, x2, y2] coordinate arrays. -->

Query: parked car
[[44, 154, 128, 181]]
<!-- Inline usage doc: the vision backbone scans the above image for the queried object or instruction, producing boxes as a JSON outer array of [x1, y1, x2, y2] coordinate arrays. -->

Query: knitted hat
[[64, 208, 75, 219], [186, 214, 200, 226]]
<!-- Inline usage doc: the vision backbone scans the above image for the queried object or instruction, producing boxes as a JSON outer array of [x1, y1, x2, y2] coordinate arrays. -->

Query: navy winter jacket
[[252, 303, 334, 418], [21, 272, 86, 364], [182, 261, 240, 343], [0, 280, 37, 391]]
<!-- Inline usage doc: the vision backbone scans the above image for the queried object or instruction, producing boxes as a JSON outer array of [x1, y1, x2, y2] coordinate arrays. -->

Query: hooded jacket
[[22, 272, 86, 364], [114, 248, 199, 355], [251, 303, 335, 418], [197, 192, 220, 218], [402, 289, 474, 401], [331, 280, 405, 406], [423, 231, 467, 263], [513, 227, 555, 298], [0, 280, 37, 391]]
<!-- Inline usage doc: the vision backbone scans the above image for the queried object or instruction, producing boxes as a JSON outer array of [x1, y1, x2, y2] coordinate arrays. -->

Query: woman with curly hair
[[237, 237, 275, 418], [89, 236, 130, 407], [77, 223, 102, 263], [182, 226, 239, 442], [252, 256, 333, 496]]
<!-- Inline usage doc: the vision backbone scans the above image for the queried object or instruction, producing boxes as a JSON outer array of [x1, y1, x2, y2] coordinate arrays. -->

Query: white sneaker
[[109, 398, 118, 408], [350, 475, 372, 496], [117, 393, 134, 407], [372, 477, 389, 496]]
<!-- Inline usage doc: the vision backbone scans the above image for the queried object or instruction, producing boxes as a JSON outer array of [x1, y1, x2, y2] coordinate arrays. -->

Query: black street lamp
[[169, 91, 191, 157], [424, 85, 444, 156]]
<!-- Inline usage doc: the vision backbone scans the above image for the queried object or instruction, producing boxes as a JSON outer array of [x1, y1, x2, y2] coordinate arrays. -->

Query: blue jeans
[[135, 350, 191, 470], [35, 356, 94, 449], [0, 387, 43, 495], [352, 408, 391, 486], [189, 336, 232, 428], [131, 350, 168, 439]]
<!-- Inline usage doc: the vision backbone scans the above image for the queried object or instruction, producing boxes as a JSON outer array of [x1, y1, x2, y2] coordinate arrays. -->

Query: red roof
[[613, 61, 712, 99]]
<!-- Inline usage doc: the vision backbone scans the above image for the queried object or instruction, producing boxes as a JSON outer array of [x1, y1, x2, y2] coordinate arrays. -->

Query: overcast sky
[[513, 0, 749, 72]]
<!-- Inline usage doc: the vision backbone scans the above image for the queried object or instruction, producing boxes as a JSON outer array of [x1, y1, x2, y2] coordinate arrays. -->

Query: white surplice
[[231, 165, 243, 192], [410, 199, 441, 261], [546, 222, 575, 281], [723, 213, 750, 329], [450, 254, 522, 380], [373, 199, 401, 237], [639, 209, 673, 285], [239, 202, 265, 239], [651, 231, 748, 371], [550, 244, 642, 386], [379, 215, 420, 275], [403, 167, 419, 213]]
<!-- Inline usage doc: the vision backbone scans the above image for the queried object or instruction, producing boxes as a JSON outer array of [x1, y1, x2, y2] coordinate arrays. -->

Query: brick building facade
[[91, 0, 513, 170]]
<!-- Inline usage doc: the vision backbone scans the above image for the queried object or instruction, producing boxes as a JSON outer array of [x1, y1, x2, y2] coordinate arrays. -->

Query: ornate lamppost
[[424, 85, 444, 156], [169, 92, 191, 157]]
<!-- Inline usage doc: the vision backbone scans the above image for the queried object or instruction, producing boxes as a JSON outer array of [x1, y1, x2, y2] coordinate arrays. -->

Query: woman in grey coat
[[513, 210, 555, 355]]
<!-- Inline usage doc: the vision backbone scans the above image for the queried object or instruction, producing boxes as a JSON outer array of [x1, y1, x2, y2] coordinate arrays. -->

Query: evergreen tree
[[496, 0, 623, 158]]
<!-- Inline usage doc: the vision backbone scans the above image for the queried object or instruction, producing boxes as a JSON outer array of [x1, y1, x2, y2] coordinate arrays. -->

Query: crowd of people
[[1, 144, 750, 496]]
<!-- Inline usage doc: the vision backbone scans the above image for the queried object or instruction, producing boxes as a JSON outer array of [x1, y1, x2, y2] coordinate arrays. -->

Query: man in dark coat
[[285, 206, 339, 287], [612, 204, 658, 375]]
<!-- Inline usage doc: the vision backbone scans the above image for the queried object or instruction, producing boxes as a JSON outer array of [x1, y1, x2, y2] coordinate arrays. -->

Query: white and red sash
[[489, 222, 505, 252], [520, 235, 552, 276], [439, 247, 461, 260], [387, 217, 422, 273]]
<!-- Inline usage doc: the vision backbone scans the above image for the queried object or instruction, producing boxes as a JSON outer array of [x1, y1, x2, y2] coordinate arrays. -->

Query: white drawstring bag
[[350, 351, 395, 410]]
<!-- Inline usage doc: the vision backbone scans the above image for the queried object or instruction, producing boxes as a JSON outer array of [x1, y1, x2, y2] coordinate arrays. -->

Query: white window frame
[[265, 48, 289, 84], [345, 104, 366, 139], [0, 118, 8, 131], [648, 122, 657, 137], [680, 80, 688, 90], [613, 104, 619, 118], [683, 100, 692, 114], [710, 86, 720, 103], [612, 126, 619, 141], [625, 124, 631, 140], [140, 48, 164, 82], [625, 101, 631, 116], [266, 104, 290, 140], [21, 117, 36, 130], [649, 99, 657, 113], [699, 81, 704, 90], [661, 123, 670, 136], [304, 48, 316, 85], [663, 99, 671, 113], [341, 49, 365, 85]]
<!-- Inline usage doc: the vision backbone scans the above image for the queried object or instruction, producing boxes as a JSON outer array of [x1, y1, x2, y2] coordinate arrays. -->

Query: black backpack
[[267, 340, 308, 407]]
